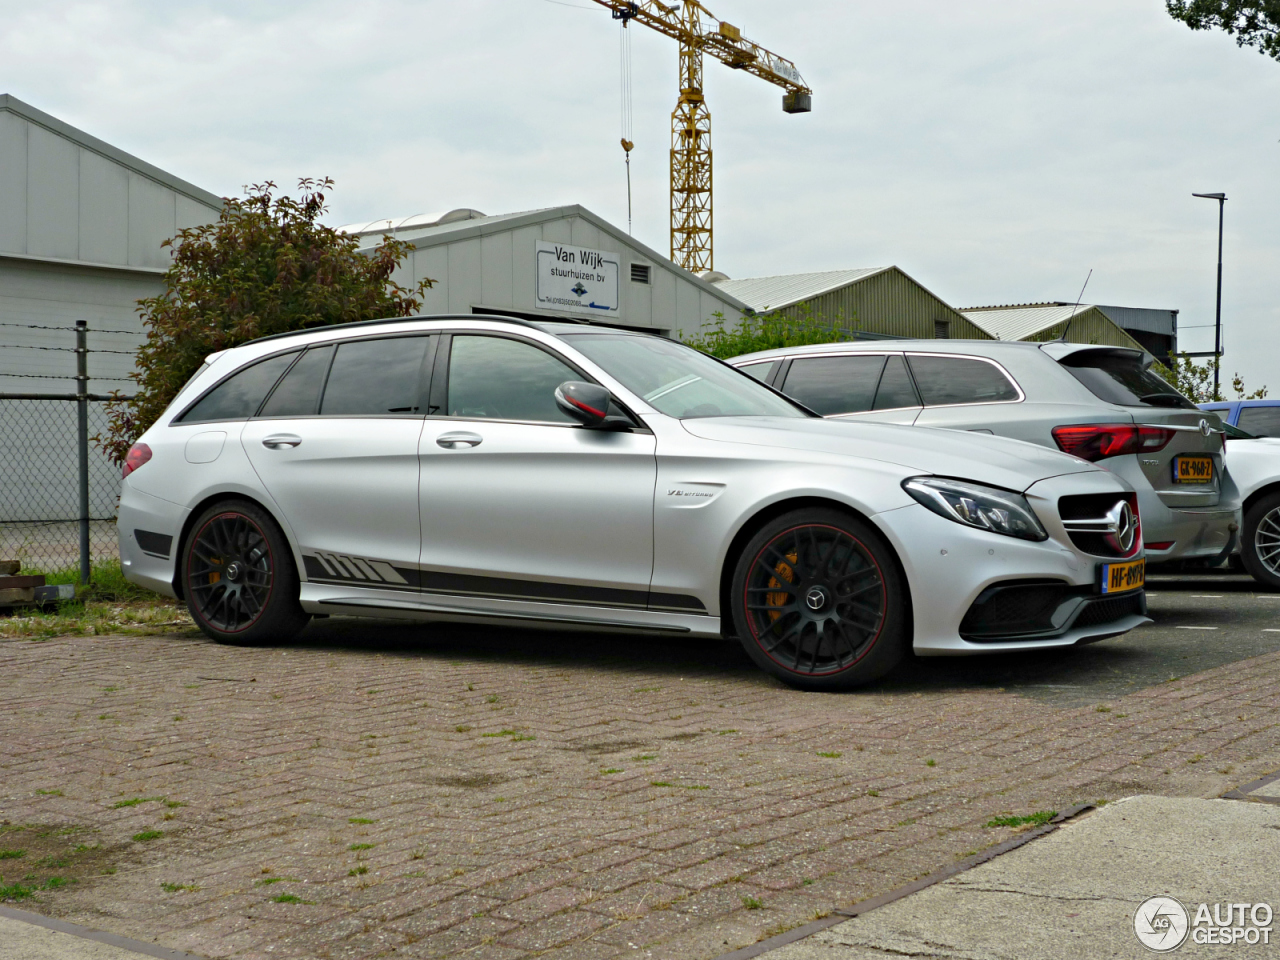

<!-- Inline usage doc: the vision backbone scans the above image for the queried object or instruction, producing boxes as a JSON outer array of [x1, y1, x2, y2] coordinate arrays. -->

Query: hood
[[679, 417, 1099, 492]]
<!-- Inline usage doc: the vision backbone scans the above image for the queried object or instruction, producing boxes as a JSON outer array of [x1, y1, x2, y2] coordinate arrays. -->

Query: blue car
[[1198, 399, 1280, 438]]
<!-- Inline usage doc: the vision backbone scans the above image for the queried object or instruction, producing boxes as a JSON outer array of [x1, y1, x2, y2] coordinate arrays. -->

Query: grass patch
[[985, 811, 1056, 829], [348, 865, 368, 876], [0, 850, 24, 860], [270, 893, 313, 904], [35, 789, 62, 796], [741, 895, 764, 910], [348, 817, 374, 824], [925, 759, 936, 767], [132, 830, 163, 843], [0, 881, 35, 900], [817, 751, 841, 758], [454, 725, 472, 733], [601, 768, 623, 775], [160, 881, 198, 893], [634, 754, 657, 761], [348, 843, 375, 851], [255, 876, 300, 886]]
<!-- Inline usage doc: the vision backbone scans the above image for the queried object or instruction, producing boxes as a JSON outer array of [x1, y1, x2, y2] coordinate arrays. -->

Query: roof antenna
[[1056, 268, 1091, 342]]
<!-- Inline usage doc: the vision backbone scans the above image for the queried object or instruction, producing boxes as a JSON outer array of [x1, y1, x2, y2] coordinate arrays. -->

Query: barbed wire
[[4, 344, 138, 355], [0, 372, 134, 381], [0, 321, 142, 335]]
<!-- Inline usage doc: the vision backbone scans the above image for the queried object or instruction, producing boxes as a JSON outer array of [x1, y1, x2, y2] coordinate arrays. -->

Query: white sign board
[[535, 241, 620, 316]]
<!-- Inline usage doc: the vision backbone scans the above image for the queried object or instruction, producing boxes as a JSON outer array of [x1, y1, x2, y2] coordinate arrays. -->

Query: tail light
[[1051, 424, 1175, 462], [122, 442, 152, 478]]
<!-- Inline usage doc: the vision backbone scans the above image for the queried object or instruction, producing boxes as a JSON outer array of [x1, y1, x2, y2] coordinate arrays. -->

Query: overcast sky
[[4, 0, 1278, 388]]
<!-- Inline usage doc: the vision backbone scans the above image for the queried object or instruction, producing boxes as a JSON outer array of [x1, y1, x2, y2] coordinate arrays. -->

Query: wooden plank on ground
[[0, 587, 37, 606], [0, 575, 46, 589]]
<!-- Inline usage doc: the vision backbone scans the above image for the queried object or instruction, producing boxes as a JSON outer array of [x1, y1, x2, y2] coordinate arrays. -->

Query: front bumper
[[877, 472, 1151, 656]]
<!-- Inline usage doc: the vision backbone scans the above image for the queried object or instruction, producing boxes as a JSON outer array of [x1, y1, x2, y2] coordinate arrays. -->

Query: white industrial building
[[0, 94, 223, 395], [338, 206, 748, 338]]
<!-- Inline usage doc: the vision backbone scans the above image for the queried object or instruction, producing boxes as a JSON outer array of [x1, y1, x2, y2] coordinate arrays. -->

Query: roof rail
[[242, 312, 542, 347]]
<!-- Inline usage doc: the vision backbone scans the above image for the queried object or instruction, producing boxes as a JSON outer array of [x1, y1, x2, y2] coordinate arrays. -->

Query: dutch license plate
[[1100, 558, 1145, 594], [1173, 455, 1214, 484]]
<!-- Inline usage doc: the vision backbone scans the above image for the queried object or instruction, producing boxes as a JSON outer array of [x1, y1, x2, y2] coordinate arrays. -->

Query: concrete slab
[[0, 910, 202, 960], [764, 796, 1280, 959]]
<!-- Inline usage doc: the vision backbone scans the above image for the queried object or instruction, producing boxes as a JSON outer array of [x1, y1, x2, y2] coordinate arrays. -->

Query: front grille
[[960, 580, 1076, 641], [1074, 591, 1146, 628], [960, 579, 1146, 642], [1057, 493, 1139, 558]]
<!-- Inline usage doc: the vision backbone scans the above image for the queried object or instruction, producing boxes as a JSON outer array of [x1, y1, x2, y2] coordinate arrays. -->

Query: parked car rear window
[[1057, 349, 1196, 409], [1237, 406, 1280, 437], [738, 360, 779, 383], [259, 345, 334, 418], [873, 355, 921, 409], [177, 352, 297, 423], [781, 355, 885, 415], [447, 335, 578, 423], [907, 355, 1020, 406], [321, 337, 429, 416]]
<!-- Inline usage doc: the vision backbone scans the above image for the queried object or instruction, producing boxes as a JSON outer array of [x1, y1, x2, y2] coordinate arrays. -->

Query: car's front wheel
[[729, 508, 907, 691], [1241, 491, 1280, 590], [182, 500, 310, 645]]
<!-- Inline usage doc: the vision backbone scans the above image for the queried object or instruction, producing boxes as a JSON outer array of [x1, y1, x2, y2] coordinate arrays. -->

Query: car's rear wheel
[[730, 508, 907, 690], [182, 500, 310, 645], [1241, 491, 1280, 590]]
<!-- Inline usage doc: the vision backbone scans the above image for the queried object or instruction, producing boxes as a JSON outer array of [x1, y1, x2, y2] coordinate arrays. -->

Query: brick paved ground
[[2, 589, 1279, 960]]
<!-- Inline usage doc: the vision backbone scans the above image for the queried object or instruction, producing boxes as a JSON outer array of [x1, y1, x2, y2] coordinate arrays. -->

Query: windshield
[[563, 333, 808, 419], [1058, 349, 1198, 409]]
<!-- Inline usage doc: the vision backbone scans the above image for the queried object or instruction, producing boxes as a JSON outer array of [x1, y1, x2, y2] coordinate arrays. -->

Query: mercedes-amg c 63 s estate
[[118, 315, 1150, 690]]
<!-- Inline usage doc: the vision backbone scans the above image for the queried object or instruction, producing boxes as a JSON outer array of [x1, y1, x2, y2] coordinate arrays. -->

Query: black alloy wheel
[[182, 500, 309, 645], [1241, 491, 1280, 591], [730, 508, 906, 690]]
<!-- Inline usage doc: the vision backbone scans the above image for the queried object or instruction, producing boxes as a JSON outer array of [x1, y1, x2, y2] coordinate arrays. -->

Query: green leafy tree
[[101, 178, 432, 465], [1155, 352, 1268, 402], [1166, 2, 1280, 60], [682, 304, 856, 359]]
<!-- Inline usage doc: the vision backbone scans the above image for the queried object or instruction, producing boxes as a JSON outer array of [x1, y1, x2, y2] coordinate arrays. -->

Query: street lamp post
[[1192, 191, 1227, 398]]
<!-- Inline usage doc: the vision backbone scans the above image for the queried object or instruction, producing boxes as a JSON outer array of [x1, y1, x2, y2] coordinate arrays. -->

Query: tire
[[181, 499, 310, 645], [1241, 491, 1280, 591], [729, 508, 907, 691]]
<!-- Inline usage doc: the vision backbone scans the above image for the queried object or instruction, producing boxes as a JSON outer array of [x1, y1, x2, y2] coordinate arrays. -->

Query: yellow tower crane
[[591, 0, 812, 273]]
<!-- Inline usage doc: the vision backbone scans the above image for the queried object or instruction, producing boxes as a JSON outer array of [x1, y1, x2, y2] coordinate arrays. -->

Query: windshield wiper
[[1138, 393, 1189, 408]]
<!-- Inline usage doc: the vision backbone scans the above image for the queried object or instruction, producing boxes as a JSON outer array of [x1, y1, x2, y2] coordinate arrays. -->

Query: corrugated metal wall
[[1023, 307, 1149, 351], [771, 268, 993, 340]]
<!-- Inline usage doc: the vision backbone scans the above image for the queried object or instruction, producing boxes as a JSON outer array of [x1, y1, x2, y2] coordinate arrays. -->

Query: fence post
[[75, 320, 90, 585]]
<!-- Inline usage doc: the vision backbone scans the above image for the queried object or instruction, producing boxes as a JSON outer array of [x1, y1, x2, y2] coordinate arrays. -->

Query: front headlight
[[903, 477, 1048, 542]]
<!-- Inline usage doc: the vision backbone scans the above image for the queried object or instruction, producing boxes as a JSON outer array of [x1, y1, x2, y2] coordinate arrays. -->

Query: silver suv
[[729, 340, 1239, 565]]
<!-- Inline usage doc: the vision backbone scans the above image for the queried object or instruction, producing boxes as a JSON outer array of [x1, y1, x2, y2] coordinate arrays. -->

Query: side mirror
[[555, 381, 612, 428]]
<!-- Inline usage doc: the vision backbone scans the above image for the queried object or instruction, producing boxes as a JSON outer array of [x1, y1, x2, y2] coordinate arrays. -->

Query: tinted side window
[[259, 345, 334, 418], [907, 355, 1020, 406], [177, 352, 297, 423], [1237, 406, 1280, 437], [321, 337, 429, 416], [782, 355, 885, 416], [447, 336, 579, 423], [873, 355, 920, 410], [738, 360, 779, 383]]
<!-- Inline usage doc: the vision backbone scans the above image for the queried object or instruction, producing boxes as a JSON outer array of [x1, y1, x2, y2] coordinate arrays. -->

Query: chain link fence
[[0, 322, 135, 576]]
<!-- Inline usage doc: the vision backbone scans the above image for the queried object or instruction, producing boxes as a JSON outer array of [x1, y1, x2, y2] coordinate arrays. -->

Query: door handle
[[436, 431, 483, 449], [262, 434, 302, 449]]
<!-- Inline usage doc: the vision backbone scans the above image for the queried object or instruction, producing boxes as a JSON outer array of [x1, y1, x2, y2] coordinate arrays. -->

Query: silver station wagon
[[730, 340, 1240, 567], [119, 316, 1150, 690]]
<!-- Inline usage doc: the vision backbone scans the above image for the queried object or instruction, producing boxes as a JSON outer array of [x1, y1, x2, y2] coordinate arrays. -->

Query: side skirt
[[297, 582, 722, 638]]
